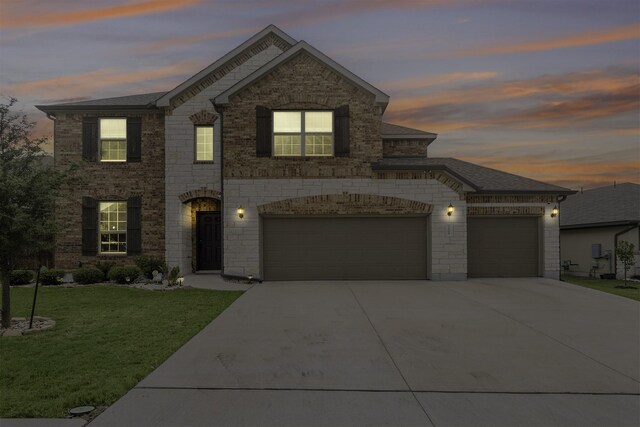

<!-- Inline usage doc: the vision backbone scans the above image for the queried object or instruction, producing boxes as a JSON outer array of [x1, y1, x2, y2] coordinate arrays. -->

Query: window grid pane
[[99, 202, 127, 253], [274, 134, 302, 156], [100, 140, 126, 161], [305, 134, 333, 156], [196, 126, 214, 161]]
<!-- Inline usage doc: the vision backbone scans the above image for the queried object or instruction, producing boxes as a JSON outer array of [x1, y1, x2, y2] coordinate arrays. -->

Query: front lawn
[[0, 285, 243, 418], [562, 274, 640, 301]]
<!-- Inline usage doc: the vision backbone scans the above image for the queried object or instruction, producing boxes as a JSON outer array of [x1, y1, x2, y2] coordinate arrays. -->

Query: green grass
[[562, 274, 640, 301], [0, 285, 243, 418]]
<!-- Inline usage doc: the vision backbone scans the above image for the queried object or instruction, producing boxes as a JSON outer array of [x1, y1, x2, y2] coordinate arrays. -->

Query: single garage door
[[467, 217, 540, 278], [262, 217, 428, 280]]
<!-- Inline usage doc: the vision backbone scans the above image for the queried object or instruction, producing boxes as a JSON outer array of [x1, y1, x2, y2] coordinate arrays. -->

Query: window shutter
[[127, 196, 142, 255], [256, 106, 272, 157], [126, 117, 142, 162], [82, 117, 98, 161], [334, 105, 350, 157], [81, 197, 98, 256]]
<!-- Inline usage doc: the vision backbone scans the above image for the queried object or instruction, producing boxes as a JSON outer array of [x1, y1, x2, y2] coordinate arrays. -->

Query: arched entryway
[[179, 189, 222, 272]]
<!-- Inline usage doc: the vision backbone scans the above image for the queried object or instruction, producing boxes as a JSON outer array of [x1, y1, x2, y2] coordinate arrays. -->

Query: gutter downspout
[[557, 195, 568, 281], [614, 223, 640, 278], [212, 102, 225, 275]]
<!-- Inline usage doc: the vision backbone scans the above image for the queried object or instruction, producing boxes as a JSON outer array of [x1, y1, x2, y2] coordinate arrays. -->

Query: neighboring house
[[36, 25, 573, 281], [560, 183, 640, 278]]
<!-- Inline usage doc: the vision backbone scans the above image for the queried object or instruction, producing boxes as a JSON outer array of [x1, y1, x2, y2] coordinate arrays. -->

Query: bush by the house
[[9, 270, 35, 286], [108, 266, 142, 284], [95, 261, 116, 280], [167, 266, 181, 286], [40, 269, 65, 286], [134, 256, 167, 279], [73, 267, 104, 285]]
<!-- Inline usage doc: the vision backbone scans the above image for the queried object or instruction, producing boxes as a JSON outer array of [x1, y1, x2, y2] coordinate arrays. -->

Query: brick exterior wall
[[382, 139, 429, 158], [222, 52, 383, 179], [53, 111, 165, 269]]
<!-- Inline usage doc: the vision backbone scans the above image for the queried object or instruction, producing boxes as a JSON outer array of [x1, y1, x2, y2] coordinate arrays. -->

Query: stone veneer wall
[[466, 194, 560, 279], [223, 178, 467, 280], [382, 139, 429, 158], [54, 111, 165, 269], [222, 52, 383, 179], [164, 44, 284, 272]]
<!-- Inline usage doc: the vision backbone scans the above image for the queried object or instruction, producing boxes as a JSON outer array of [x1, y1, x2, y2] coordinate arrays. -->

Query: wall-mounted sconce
[[237, 206, 245, 219], [550, 205, 558, 218], [447, 203, 454, 216]]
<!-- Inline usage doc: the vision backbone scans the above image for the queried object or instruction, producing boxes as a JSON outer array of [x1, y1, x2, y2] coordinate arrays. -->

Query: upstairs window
[[195, 126, 214, 162], [273, 111, 333, 157], [99, 201, 127, 253], [99, 118, 127, 162]]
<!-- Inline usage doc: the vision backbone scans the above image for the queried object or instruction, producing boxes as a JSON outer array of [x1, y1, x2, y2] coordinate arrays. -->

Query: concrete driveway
[[89, 278, 640, 426]]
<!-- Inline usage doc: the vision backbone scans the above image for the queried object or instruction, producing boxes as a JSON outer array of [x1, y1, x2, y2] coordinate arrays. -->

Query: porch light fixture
[[447, 203, 454, 216], [551, 205, 558, 218], [237, 206, 245, 219]]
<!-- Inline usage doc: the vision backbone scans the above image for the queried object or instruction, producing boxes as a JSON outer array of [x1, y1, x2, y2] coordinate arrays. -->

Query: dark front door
[[196, 211, 221, 270]]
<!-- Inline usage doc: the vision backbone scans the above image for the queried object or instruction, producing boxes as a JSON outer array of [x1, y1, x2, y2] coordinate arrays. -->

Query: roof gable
[[156, 25, 296, 108], [213, 41, 390, 109]]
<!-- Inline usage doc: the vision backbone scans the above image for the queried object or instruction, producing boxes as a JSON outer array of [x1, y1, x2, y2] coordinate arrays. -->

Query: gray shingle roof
[[381, 122, 436, 138], [560, 183, 640, 228], [35, 92, 166, 112], [372, 157, 574, 194]]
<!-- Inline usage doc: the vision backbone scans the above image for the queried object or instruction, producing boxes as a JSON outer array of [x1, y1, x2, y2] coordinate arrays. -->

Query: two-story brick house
[[37, 25, 573, 281]]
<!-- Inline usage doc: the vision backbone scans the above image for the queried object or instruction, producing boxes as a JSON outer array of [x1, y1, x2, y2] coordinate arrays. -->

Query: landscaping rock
[[0, 316, 56, 337]]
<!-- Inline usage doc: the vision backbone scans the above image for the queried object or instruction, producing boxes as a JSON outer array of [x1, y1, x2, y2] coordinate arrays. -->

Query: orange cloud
[[132, 27, 260, 53], [380, 71, 498, 92], [432, 23, 640, 58], [1, 60, 205, 101], [390, 69, 638, 113], [1, 0, 202, 29]]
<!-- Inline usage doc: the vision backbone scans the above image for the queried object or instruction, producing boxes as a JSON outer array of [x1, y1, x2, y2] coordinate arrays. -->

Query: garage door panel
[[468, 217, 539, 278], [263, 217, 428, 280]]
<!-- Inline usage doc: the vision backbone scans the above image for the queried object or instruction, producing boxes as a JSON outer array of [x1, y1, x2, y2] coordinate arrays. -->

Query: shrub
[[167, 266, 181, 286], [9, 270, 35, 286], [108, 265, 142, 284], [40, 269, 65, 286], [95, 261, 116, 280], [73, 267, 104, 285], [134, 256, 167, 279]]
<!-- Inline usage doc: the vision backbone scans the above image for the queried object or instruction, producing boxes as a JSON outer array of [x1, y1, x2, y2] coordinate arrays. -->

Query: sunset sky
[[1, 0, 638, 189]]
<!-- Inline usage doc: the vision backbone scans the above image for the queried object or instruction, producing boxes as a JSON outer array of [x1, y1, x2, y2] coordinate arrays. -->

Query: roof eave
[[35, 104, 159, 114], [560, 220, 640, 230]]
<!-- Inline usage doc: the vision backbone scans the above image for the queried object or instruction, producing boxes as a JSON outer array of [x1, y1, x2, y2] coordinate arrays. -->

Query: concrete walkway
[[182, 273, 253, 291], [89, 278, 640, 426]]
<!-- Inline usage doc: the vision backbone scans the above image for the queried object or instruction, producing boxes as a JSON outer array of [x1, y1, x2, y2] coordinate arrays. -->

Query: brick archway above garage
[[179, 188, 221, 203], [257, 193, 433, 216]]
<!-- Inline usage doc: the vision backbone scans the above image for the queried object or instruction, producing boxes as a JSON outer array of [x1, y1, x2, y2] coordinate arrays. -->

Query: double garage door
[[467, 217, 540, 278], [262, 217, 428, 280]]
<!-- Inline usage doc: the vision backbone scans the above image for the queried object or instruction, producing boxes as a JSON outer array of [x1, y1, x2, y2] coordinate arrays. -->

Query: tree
[[616, 240, 636, 286], [0, 97, 76, 328]]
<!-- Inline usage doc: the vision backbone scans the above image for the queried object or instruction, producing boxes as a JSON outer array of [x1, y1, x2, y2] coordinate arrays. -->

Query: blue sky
[[1, 0, 638, 188]]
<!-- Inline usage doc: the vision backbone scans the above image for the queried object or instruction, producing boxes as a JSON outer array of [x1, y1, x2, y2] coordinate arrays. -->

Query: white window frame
[[99, 118, 127, 163], [99, 201, 127, 254], [194, 125, 214, 163], [272, 110, 334, 157]]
